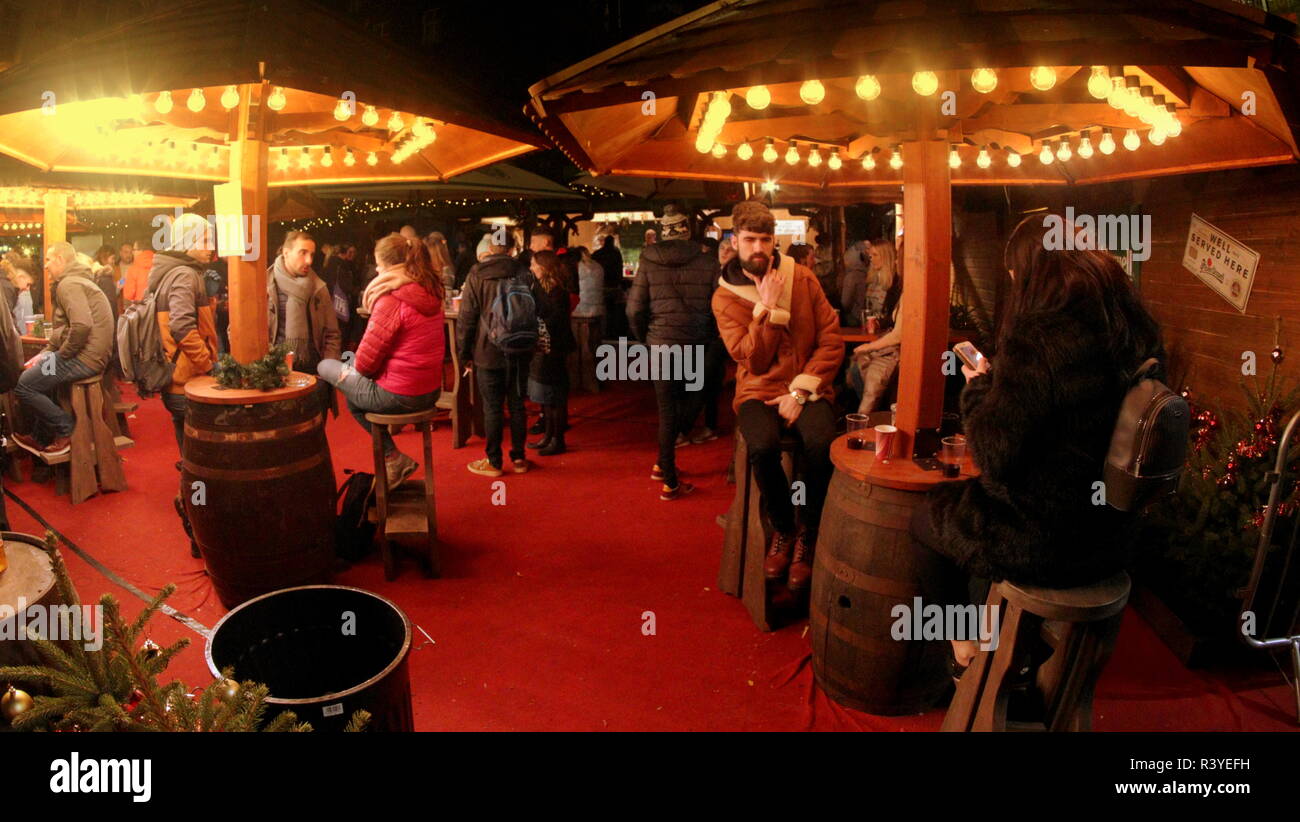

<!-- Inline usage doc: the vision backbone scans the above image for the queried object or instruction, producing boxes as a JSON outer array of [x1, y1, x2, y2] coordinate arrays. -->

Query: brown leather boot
[[764, 530, 795, 580], [787, 528, 816, 591]]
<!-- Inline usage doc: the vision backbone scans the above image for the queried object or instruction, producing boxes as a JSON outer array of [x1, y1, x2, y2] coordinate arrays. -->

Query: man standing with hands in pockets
[[712, 201, 842, 591]]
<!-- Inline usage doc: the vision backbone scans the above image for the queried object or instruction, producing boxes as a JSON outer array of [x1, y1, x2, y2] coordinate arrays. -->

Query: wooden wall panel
[[950, 164, 1300, 414]]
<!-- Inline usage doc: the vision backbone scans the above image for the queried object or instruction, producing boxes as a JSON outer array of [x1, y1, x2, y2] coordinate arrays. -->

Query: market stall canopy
[[0, 0, 547, 185], [527, 0, 1300, 187], [310, 163, 582, 201]]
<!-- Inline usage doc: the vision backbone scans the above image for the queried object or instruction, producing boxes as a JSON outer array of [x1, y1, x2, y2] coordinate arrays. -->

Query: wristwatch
[[789, 389, 807, 406]]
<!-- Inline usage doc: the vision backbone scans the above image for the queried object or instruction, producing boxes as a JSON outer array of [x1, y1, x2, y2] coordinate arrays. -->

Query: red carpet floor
[[5, 378, 1297, 731]]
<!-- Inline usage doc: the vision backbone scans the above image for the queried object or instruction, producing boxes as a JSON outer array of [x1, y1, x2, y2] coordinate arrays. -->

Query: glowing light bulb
[[1123, 129, 1140, 151], [799, 79, 825, 105], [948, 146, 961, 169], [155, 90, 173, 114], [1039, 143, 1054, 165], [1166, 112, 1182, 138], [366, 151, 378, 166], [266, 87, 286, 112], [695, 131, 714, 154], [1056, 139, 1072, 162], [1147, 127, 1166, 146], [736, 142, 754, 161], [344, 148, 356, 167], [362, 105, 379, 127], [1078, 133, 1094, 159], [387, 112, 404, 132], [827, 150, 842, 170], [862, 153, 877, 171], [321, 147, 333, 168], [187, 88, 205, 112], [911, 71, 939, 96], [889, 148, 903, 170], [711, 142, 727, 159], [785, 144, 800, 165], [1029, 66, 1057, 91], [976, 146, 991, 169], [1087, 66, 1111, 99], [206, 146, 221, 169], [296, 148, 311, 170], [970, 68, 997, 94], [1107, 78, 1127, 110], [221, 86, 239, 110], [855, 75, 881, 101], [745, 85, 770, 110], [808, 146, 823, 167], [187, 144, 199, 167], [1006, 149, 1021, 168], [276, 149, 290, 171], [1099, 129, 1116, 155], [762, 140, 778, 163], [334, 99, 352, 121]]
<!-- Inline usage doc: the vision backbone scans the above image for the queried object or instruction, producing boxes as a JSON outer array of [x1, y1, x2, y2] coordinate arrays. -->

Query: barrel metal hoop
[[811, 603, 905, 655], [182, 452, 326, 481], [819, 551, 920, 599], [183, 417, 321, 443]]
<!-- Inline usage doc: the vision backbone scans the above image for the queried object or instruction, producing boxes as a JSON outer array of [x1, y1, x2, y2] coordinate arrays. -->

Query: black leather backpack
[[1103, 358, 1190, 511]]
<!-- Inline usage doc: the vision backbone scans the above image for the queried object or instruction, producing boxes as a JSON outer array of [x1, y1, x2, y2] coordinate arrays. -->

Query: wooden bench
[[365, 408, 439, 581]]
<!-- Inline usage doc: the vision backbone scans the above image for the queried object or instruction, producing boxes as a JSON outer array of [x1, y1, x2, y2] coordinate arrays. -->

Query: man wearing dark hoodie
[[146, 215, 221, 558], [13, 242, 114, 456], [458, 235, 531, 477], [626, 205, 718, 500]]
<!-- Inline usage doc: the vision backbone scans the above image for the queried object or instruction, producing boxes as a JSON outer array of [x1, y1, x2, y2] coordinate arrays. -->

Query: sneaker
[[689, 427, 718, 444], [537, 438, 566, 456], [511, 458, 530, 474], [674, 433, 690, 449], [650, 464, 665, 481], [12, 432, 45, 457], [467, 459, 503, 477], [384, 452, 418, 488], [660, 481, 695, 501]]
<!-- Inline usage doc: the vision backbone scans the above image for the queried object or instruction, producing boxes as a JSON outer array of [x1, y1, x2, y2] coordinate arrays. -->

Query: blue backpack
[[487, 274, 539, 356]]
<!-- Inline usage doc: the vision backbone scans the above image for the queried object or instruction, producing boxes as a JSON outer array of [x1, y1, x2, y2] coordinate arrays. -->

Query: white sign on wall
[[1181, 214, 1259, 313]]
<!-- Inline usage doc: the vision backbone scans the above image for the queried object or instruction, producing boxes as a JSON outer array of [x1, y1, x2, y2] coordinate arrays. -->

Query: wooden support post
[[42, 191, 67, 313], [832, 206, 846, 302], [226, 83, 270, 363], [896, 111, 951, 458]]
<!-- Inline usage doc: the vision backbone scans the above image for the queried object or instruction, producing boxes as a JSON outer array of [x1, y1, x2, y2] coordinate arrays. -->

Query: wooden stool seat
[[942, 571, 1131, 732], [365, 408, 439, 580], [34, 375, 131, 503], [718, 430, 806, 631], [363, 408, 440, 426]]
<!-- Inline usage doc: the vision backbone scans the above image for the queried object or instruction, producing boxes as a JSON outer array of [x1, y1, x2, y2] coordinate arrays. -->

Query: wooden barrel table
[[183, 376, 335, 610], [810, 432, 978, 715], [0, 533, 70, 682]]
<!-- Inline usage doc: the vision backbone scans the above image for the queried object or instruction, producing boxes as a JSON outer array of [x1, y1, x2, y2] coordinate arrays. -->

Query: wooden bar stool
[[364, 408, 439, 581], [35, 376, 132, 504], [942, 572, 1131, 732], [569, 315, 602, 394], [717, 429, 804, 631]]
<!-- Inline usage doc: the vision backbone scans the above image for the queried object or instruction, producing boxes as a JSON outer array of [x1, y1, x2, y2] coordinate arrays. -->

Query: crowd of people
[[0, 199, 1172, 685]]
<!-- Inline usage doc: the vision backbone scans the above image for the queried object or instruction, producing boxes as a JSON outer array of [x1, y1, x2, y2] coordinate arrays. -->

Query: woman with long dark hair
[[912, 213, 1165, 669], [317, 233, 445, 488], [526, 250, 575, 455]]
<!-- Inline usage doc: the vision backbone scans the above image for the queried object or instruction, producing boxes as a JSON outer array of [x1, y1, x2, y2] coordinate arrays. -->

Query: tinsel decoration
[[214, 343, 291, 391]]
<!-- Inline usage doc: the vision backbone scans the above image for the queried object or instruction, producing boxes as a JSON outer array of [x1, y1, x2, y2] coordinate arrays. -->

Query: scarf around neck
[[273, 254, 317, 362]]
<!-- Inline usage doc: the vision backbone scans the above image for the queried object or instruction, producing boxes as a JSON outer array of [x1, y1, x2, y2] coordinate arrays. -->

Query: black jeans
[[161, 392, 187, 453], [477, 363, 528, 468], [735, 399, 836, 538], [651, 377, 704, 488], [701, 338, 727, 431]]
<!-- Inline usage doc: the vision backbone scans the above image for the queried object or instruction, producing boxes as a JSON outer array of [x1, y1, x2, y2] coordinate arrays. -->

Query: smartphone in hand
[[953, 341, 987, 372]]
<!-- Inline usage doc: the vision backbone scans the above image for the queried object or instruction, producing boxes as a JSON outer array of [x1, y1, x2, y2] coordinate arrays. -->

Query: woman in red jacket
[[317, 233, 444, 488]]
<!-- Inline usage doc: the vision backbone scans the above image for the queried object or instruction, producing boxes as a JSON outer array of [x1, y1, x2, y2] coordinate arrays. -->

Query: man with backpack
[[457, 234, 537, 477]]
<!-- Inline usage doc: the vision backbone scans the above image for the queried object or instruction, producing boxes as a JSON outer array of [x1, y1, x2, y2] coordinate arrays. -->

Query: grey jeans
[[317, 359, 438, 456]]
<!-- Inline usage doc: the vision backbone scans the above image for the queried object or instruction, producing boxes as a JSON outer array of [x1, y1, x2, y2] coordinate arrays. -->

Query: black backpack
[[1103, 358, 1190, 512], [486, 274, 539, 356], [334, 469, 376, 561]]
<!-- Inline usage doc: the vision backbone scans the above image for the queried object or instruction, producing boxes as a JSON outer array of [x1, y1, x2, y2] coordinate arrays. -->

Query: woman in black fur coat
[[912, 213, 1166, 668]]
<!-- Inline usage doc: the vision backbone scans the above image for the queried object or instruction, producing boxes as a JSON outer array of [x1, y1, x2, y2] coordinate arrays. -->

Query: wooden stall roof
[[527, 0, 1300, 187], [0, 0, 547, 185]]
